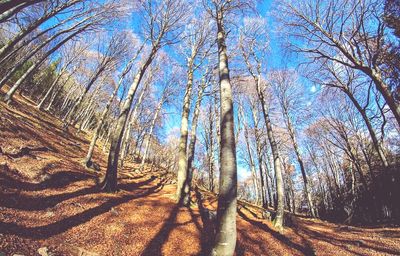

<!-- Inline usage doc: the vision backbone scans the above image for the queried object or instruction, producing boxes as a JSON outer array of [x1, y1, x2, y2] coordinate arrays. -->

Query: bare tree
[[239, 16, 285, 229], [176, 14, 213, 206], [279, 0, 400, 127], [272, 70, 317, 217], [101, 0, 188, 192], [203, 0, 257, 254]]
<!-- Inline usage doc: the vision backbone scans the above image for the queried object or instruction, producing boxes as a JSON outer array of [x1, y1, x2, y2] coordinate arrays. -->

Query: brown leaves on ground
[[0, 94, 400, 256]]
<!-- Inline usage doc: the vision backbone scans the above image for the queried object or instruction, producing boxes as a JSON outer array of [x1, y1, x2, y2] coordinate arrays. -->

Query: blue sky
[[39, 0, 318, 182]]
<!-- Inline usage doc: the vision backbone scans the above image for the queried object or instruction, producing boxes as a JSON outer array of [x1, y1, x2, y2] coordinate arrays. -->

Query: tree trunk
[[211, 14, 237, 256], [101, 44, 158, 192], [176, 59, 194, 206], [0, 0, 80, 60], [249, 104, 268, 208], [256, 79, 284, 229], [0, 9, 90, 90], [282, 106, 316, 217], [36, 67, 66, 110], [2, 25, 88, 103], [186, 78, 206, 206], [343, 88, 389, 167], [139, 94, 164, 170], [120, 81, 149, 167]]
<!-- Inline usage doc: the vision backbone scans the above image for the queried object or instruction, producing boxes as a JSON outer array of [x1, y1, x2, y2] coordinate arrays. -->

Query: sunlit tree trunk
[[186, 77, 207, 205], [176, 57, 194, 205], [256, 79, 284, 229], [211, 11, 237, 256]]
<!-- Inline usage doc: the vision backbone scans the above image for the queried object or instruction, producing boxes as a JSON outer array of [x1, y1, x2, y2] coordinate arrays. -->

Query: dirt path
[[0, 95, 399, 255]]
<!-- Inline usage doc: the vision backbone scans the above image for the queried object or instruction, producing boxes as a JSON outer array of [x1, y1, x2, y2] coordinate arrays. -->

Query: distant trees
[[176, 14, 213, 206], [239, 17, 285, 229], [279, 0, 400, 127], [101, 0, 188, 192]]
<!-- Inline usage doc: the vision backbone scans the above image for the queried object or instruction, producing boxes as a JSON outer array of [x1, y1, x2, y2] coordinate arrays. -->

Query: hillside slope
[[0, 95, 399, 256]]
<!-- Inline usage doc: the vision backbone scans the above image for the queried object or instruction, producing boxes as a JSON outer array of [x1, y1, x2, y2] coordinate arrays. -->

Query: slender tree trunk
[[185, 78, 206, 205], [2, 26, 88, 103], [65, 66, 106, 126], [140, 95, 164, 170], [46, 69, 75, 111], [250, 105, 268, 208], [0, 0, 80, 60], [101, 44, 159, 192], [282, 106, 316, 217], [176, 59, 194, 206], [36, 67, 66, 110], [256, 80, 284, 229], [240, 106, 261, 205], [343, 88, 389, 167], [211, 14, 237, 256], [0, 13, 90, 90], [120, 81, 149, 167]]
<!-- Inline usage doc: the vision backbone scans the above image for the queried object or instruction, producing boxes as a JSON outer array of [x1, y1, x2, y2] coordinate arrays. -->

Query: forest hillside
[[0, 90, 399, 256], [1, 0, 400, 255]]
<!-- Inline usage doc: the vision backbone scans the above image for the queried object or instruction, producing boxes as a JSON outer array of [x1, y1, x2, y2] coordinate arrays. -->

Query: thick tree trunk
[[211, 15, 237, 256]]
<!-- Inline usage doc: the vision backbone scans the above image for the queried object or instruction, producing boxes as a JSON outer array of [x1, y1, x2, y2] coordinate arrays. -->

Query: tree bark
[[186, 77, 207, 206], [211, 13, 237, 256], [101, 43, 159, 192], [176, 58, 194, 206]]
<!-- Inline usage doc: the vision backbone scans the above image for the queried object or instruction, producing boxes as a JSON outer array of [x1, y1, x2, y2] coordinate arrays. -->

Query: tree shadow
[[296, 222, 400, 255], [141, 204, 180, 256], [0, 167, 95, 191], [0, 173, 157, 211], [192, 187, 216, 255], [237, 208, 316, 256], [0, 179, 165, 239]]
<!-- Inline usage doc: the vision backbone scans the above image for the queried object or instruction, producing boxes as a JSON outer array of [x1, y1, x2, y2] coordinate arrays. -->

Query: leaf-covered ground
[[0, 94, 399, 256]]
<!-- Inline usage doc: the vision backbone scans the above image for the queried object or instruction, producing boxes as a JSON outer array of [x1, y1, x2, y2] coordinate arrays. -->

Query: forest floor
[[0, 93, 400, 256]]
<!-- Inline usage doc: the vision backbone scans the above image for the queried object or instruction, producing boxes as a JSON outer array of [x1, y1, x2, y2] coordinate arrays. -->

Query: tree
[[84, 41, 143, 167], [176, 14, 213, 206], [279, 0, 400, 127], [101, 0, 188, 192], [203, 0, 256, 254], [239, 17, 285, 229], [272, 70, 317, 217]]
